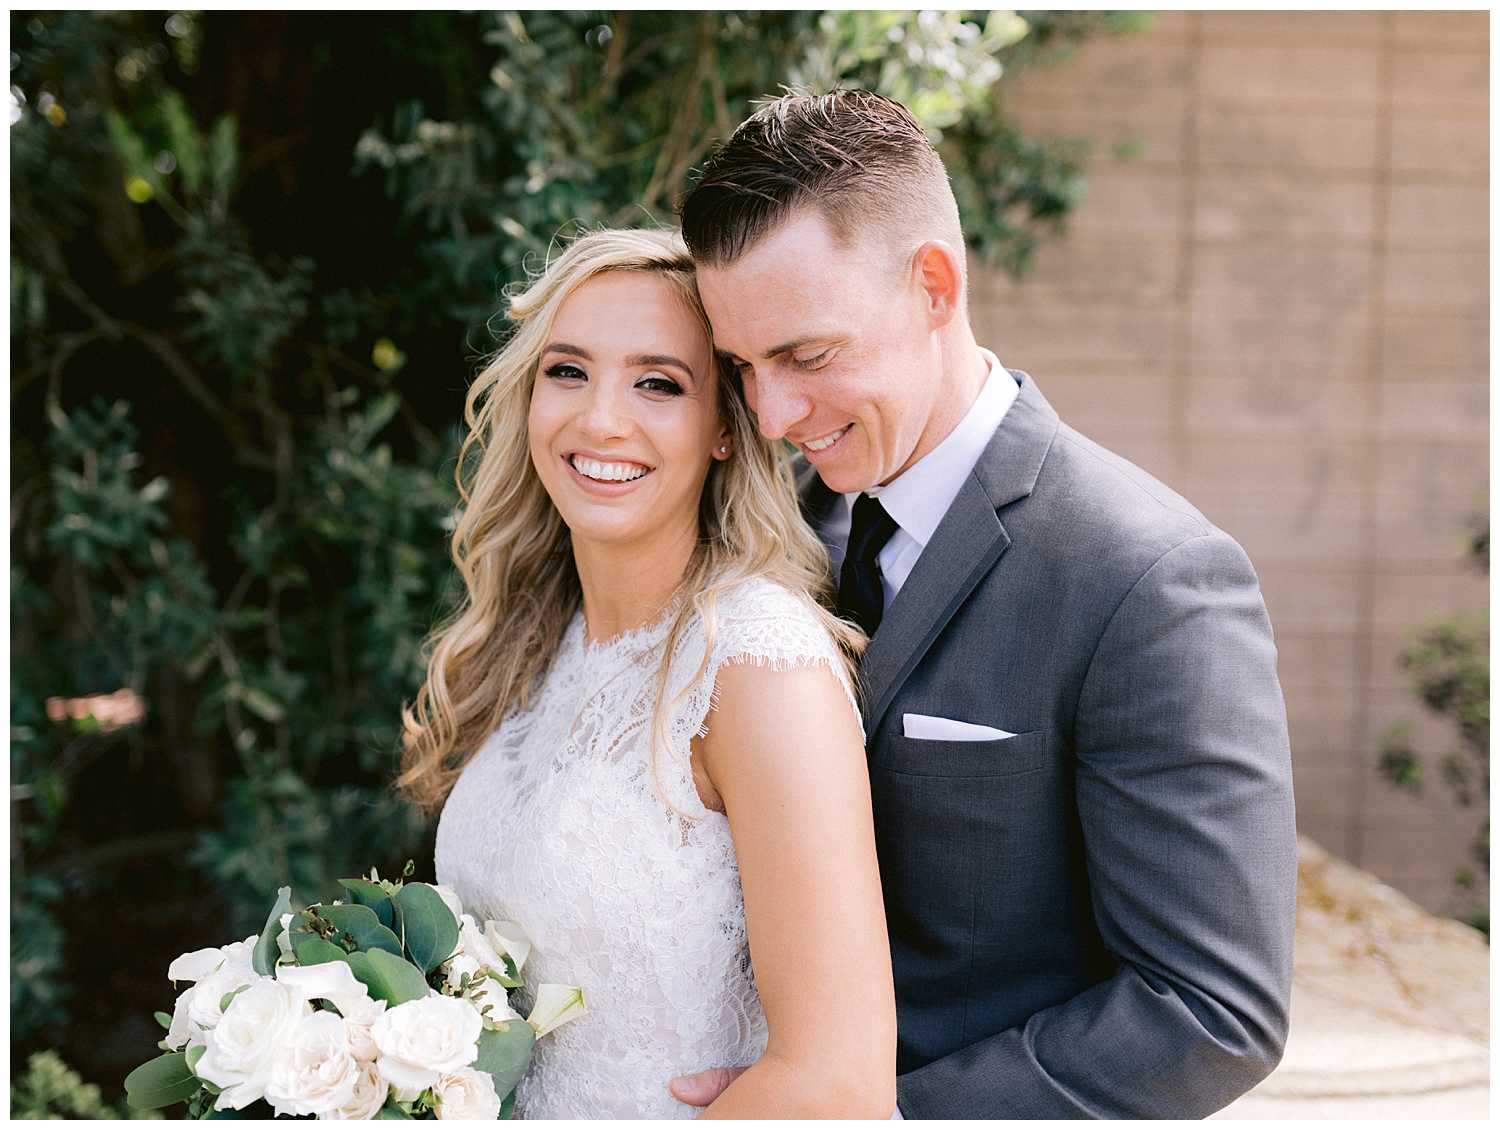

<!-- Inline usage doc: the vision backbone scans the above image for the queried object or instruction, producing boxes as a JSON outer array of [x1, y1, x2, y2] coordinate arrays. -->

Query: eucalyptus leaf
[[252, 886, 293, 976], [345, 948, 431, 1007], [338, 878, 396, 929], [154, 1010, 173, 1030], [185, 1044, 206, 1073], [124, 1051, 200, 1110], [374, 1103, 414, 1119], [473, 1021, 535, 1102], [292, 933, 350, 966], [320, 902, 403, 956], [394, 882, 458, 974]]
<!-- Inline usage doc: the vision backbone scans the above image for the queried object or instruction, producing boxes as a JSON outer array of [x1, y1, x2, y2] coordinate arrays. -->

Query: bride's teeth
[[571, 456, 649, 482], [806, 425, 850, 452]]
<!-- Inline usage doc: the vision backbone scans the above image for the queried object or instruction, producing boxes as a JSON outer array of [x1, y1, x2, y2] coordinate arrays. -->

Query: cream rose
[[370, 995, 482, 1093], [433, 1067, 502, 1120], [195, 980, 311, 1111], [320, 1060, 390, 1120], [263, 1010, 360, 1117]]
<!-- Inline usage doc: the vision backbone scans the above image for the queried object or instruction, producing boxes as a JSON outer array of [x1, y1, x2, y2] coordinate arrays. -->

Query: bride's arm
[[693, 658, 896, 1120]]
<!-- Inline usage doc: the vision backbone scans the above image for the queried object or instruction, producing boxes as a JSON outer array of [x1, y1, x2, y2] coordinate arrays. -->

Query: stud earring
[[718, 445, 729, 455]]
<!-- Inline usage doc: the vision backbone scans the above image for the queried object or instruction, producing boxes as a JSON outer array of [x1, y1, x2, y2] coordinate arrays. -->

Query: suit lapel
[[856, 371, 1061, 739]]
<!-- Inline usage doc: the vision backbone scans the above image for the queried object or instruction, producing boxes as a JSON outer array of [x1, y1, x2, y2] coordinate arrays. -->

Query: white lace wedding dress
[[433, 576, 860, 1118]]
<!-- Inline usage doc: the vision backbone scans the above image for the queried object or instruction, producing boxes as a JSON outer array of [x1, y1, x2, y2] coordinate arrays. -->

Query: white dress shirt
[[824, 348, 1019, 611]]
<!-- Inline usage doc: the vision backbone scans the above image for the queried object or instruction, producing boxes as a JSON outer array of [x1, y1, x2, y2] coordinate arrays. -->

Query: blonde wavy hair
[[396, 227, 865, 816]]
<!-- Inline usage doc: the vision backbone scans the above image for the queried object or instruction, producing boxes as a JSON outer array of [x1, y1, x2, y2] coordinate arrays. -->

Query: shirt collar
[[841, 348, 1019, 550]]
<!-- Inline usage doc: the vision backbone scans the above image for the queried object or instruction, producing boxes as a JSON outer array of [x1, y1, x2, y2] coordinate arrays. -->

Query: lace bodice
[[434, 576, 860, 1118]]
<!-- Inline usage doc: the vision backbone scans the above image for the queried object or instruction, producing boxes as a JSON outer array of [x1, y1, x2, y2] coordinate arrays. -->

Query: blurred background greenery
[[9, 9, 1150, 1112]]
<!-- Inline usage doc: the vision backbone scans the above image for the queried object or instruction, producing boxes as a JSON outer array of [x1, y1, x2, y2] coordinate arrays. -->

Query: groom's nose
[[746, 370, 810, 441]]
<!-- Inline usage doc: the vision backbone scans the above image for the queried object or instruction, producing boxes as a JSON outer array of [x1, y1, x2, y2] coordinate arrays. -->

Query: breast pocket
[[870, 729, 1050, 778]]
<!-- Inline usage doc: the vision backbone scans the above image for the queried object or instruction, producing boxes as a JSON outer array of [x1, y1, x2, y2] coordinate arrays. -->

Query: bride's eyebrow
[[625, 353, 695, 379], [543, 342, 592, 359]]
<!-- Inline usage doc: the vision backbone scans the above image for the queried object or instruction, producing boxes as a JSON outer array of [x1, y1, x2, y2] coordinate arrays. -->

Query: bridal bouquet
[[125, 864, 584, 1119]]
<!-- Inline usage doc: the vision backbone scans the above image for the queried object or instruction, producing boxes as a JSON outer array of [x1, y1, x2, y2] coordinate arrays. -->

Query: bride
[[397, 229, 896, 1118]]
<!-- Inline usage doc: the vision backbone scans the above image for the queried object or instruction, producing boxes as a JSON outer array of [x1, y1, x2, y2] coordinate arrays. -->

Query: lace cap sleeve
[[655, 577, 862, 822]]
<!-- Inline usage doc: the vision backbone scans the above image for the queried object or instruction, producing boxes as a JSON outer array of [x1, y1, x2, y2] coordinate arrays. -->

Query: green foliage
[[355, 9, 1138, 332], [123, 1051, 199, 1111], [1377, 518, 1489, 932], [10, 875, 72, 1043], [13, 1051, 162, 1119], [473, 1021, 537, 1103], [394, 881, 461, 974], [8, 6, 1135, 1080]]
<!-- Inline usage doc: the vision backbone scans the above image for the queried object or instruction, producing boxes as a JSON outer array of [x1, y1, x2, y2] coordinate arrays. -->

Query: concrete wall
[[970, 11, 1488, 915]]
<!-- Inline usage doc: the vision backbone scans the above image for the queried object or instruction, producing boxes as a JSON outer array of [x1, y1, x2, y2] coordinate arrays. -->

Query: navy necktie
[[837, 493, 900, 637]]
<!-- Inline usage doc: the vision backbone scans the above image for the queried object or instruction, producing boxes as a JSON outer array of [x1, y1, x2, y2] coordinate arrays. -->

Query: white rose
[[340, 996, 388, 1062], [196, 980, 311, 1111], [263, 1010, 360, 1117], [433, 1067, 501, 1120], [276, 912, 295, 960], [320, 1060, 390, 1120], [164, 935, 261, 1050], [370, 995, 482, 1093]]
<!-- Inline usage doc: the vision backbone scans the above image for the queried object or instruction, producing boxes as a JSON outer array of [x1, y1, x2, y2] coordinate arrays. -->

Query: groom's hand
[[668, 1066, 747, 1107]]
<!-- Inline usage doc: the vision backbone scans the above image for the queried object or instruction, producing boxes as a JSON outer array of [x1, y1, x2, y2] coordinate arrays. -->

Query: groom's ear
[[912, 240, 964, 330]]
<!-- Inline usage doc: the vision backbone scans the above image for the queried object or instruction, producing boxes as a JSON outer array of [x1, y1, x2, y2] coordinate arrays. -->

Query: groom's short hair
[[678, 89, 964, 278]]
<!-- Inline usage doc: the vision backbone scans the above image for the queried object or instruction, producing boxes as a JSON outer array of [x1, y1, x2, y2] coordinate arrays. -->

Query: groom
[[670, 90, 1297, 1118]]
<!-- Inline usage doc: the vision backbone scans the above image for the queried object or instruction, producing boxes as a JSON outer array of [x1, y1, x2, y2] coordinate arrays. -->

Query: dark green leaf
[[499, 1088, 517, 1120], [124, 1052, 200, 1110], [374, 1102, 414, 1119], [345, 948, 431, 1007], [394, 882, 458, 974], [293, 933, 350, 966], [252, 886, 293, 976], [338, 878, 396, 929], [320, 902, 403, 956]]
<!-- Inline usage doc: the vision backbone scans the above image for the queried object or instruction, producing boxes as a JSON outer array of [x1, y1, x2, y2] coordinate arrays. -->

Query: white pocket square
[[902, 713, 1016, 742]]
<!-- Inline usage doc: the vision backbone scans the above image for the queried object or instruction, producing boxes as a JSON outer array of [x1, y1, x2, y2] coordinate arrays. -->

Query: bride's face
[[528, 270, 728, 552]]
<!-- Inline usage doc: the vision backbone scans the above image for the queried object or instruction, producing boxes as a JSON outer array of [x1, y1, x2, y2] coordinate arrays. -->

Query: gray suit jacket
[[799, 371, 1297, 1119]]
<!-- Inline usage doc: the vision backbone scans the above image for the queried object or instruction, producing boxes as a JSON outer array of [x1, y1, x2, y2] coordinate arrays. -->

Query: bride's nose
[[576, 376, 633, 441]]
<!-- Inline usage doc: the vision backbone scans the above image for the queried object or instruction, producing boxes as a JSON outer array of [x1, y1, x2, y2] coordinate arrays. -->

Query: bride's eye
[[637, 372, 683, 396], [544, 362, 586, 381]]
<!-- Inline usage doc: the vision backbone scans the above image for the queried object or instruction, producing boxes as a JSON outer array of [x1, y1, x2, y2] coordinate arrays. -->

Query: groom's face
[[696, 209, 945, 494]]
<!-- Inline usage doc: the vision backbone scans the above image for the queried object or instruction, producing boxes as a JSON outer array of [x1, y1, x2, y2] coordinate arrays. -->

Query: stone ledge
[[1215, 837, 1489, 1118]]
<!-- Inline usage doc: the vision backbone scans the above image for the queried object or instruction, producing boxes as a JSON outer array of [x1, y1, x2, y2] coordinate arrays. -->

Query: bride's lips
[[562, 450, 655, 497]]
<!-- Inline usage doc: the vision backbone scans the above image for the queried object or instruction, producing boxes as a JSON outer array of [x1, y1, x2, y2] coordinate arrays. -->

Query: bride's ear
[[712, 422, 733, 461]]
